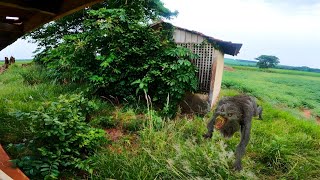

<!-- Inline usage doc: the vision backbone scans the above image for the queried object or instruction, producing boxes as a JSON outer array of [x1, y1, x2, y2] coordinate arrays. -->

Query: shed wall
[[177, 43, 216, 93], [209, 50, 224, 107], [174, 29, 204, 44], [174, 28, 225, 109]]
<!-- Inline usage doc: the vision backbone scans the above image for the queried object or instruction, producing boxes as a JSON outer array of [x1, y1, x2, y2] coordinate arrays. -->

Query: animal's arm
[[234, 118, 252, 170], [257, 106, 263, 120], [203, 113, 218, 139], [203, 100, 226, 139]]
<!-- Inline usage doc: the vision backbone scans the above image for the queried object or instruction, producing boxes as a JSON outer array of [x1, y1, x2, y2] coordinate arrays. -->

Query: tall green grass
[[0, 64, 85, 144], [90, 115, 257, 179], [88, 94, 320, 179], [1, 63, 320, 179]]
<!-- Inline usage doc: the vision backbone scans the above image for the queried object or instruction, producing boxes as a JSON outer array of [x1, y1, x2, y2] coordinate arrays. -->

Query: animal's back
[[224, 95, 258, 116]]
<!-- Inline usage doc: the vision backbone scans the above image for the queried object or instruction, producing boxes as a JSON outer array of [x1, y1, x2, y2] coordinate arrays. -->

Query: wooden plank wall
[[174, 29, 204, 43], [174, 28, 226, 107]]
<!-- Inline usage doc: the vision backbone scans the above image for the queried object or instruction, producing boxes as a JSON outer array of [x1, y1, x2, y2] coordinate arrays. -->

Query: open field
[[223, 66, 320, 117], [225, 58, 320, 73], [224, 58, 257, 67], [0, 64, 320, 179], [0, 59, 32, 65]]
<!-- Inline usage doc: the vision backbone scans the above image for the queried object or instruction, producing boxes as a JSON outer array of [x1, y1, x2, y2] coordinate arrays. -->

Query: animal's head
[[214, 102, 241, 130]]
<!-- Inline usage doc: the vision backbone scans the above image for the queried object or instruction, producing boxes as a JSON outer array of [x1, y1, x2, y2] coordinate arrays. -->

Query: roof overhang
[[0, 0, 104, 51], [174, 26, 242, 56], [151, 21, 243, 56]]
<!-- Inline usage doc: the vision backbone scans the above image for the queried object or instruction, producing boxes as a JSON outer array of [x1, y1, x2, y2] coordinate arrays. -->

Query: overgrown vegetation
[[1, 0, 319, 179], [10, 94, 107, 178], [0, 64, 68, 145], [0, 65, 107, 178], [1, 64, 320, 179], [90, 119, 256, 179], [28, 0, 197, 116]]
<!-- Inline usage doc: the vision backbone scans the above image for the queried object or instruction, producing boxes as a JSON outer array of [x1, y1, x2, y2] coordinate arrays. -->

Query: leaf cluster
[[12, 94, 107, 179], [35, 5, 197, 116], [26, 0, 177, 51]]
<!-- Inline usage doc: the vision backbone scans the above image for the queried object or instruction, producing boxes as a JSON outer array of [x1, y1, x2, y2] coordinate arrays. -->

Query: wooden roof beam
[[54, 0, 104, 20], [0, 0, 104, 51], [0, 31, 23, 50], [23, 12, 52, 33], [0, 8, 32, 18], [0, 35, 22, 50], [0, 22, 23, 33], [23, 0, 104, 33], [0, 0, 56, 16]]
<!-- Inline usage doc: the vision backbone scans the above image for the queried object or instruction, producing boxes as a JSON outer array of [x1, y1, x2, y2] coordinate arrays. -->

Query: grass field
[[224, 58, 257, 67], [0, 64, 85, 144], [0, 64, 320, 179], [223, 66, 320, 117], [0, 59, 32, 65]]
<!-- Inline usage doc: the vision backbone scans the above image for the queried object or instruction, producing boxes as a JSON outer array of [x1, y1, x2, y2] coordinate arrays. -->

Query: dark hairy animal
[[203, 95, 262, 171]]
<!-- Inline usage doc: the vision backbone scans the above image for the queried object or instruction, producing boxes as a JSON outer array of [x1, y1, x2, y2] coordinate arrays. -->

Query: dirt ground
[[224, 66, 235, 72]]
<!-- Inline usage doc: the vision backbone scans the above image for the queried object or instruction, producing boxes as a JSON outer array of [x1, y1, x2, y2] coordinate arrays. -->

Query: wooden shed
[[152, 22, 242, 112]]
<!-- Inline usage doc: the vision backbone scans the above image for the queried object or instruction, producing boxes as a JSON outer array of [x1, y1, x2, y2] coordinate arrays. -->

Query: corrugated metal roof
[[0, 0, 103, 51], [151, 21, 242, 56]]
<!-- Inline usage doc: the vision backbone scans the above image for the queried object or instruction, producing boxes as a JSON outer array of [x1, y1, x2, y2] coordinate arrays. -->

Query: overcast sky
[[1, 0, 319, 68], [162, 0, 320, 68]]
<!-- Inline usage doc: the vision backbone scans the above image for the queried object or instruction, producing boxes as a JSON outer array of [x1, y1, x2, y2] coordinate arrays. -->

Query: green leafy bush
[[37, 8, 197, 117], [12, 94, 107, 179]]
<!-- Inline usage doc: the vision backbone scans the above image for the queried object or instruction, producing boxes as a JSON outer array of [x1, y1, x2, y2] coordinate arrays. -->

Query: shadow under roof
[[0, 0, 103, 51]]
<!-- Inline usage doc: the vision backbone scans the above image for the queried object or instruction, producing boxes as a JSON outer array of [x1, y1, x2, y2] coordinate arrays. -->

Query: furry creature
[[203, 95, 262, 170]]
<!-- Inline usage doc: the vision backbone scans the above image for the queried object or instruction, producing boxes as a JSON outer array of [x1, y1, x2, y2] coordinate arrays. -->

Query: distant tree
[[255, 55, 280, 68]]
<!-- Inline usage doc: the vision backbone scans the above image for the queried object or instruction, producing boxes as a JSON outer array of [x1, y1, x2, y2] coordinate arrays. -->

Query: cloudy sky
[[1, 0, 320, 68], [162, 0, 320, 68]]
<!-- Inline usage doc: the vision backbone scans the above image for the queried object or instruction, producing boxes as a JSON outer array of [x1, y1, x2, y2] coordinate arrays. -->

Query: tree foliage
[[28, 0, 197, 116], [27, 0, 177, 50], [256, 55, 280, 68]]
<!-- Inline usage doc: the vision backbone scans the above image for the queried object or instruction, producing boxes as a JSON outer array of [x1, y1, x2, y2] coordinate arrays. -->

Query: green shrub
[[0, 112, 32, 145], [38, 8, 198, 117], [12, 94, 107, 179]]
